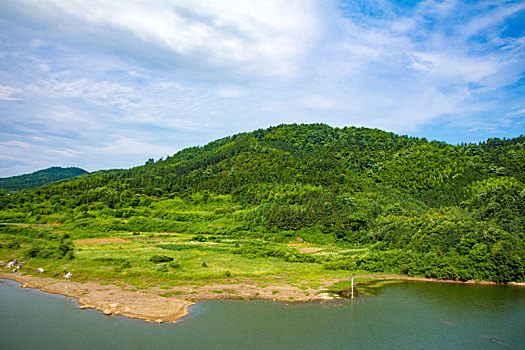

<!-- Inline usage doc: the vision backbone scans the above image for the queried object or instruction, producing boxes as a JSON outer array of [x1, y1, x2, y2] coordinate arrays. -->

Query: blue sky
[[0, 0, 524, 177]]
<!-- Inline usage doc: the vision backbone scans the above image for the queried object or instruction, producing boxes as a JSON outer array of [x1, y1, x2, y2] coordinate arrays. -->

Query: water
[[1, 279, 524, 349]]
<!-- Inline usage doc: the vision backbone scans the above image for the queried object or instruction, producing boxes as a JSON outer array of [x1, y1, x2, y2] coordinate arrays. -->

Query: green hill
[[1, 124, 524, 282], [0, 167, 88, 190]]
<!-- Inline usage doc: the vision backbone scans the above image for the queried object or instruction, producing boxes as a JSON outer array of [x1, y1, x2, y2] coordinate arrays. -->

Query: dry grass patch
[[73, 238, 128, 246]]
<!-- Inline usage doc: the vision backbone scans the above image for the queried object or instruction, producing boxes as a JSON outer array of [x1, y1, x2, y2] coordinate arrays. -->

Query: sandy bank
[[0, 272, 192, 323], [0, 271, 332, 323]]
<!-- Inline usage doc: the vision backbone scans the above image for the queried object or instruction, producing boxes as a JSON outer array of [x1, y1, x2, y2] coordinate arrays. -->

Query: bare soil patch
[[297, 247, 325, 253], [128, 237, 180, 242], [73, 238, 128, 246]]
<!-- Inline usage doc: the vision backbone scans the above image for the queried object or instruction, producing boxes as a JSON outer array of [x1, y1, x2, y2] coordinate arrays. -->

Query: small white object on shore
[[7, 261, 14, 268], [37, 268, 45, 274], [63, 272, 72, 293]]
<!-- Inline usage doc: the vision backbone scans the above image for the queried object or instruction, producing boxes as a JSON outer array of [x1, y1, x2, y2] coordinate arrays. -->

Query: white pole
[[64, 272, 72, 294], [351, 273, 354, 299]]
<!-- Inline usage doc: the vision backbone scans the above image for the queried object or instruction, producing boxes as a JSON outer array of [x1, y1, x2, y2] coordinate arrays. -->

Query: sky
[[0, 0, 524, 177]]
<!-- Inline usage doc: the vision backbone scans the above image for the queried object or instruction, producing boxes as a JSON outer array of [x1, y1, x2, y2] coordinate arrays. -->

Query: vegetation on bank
[[1, 124, 524, 283]]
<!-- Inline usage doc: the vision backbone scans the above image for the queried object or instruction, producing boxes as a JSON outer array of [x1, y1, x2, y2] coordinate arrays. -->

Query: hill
[[0, 124, 524, 283], [0, 167, 88, 190]]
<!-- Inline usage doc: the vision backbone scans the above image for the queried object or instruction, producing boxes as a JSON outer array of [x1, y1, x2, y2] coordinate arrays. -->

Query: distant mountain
[[0, 167, 88, 190]]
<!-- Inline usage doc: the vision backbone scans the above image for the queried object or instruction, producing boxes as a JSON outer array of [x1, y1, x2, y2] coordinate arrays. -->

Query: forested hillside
[[0, 167, 88, 190], [1, 124, 524, 282]]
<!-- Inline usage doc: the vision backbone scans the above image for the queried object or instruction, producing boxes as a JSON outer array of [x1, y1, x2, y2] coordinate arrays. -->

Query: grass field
[[0, 223, 368, 290]]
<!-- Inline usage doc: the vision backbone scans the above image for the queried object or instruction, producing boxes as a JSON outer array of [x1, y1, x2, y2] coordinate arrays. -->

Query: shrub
[[324, 258, 357, 270], [169, 261, 181, 269], [156, 263, 169, 272], [23, 241, 74, 260], [25, 246, 42, 258], [192, 235, 207, 242], [149, 254, 174, 263], [234, 242, 319, 263], [6, 240, 20, 249]]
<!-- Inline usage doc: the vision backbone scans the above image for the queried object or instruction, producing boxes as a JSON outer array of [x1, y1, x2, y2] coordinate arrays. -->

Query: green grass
[[0, 222, 391, 293], [157, 243, 231, 253]]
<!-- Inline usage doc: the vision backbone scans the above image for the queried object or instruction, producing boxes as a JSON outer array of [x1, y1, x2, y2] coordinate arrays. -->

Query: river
[[1, 279, 524, 349]]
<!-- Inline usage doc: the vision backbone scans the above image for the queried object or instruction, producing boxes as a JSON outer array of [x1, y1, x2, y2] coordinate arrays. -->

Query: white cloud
[[409, 54, 433, 73], [300, 95, 338, 110], [43, 148, 82, 157], [43, 78, 136, 109], [216, 87, 246, 98], [21, 0, 323, 78], [458, 2, 525, 39], [508, 108, 525, 116], [408, 51, 500, 83], [0, 140, 33, 148], [1, 0, 524, 176], [0, 85, 22, 101]]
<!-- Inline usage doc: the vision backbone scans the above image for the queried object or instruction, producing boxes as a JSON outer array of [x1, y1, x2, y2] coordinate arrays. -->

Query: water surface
[[1, 279, 524, 349]]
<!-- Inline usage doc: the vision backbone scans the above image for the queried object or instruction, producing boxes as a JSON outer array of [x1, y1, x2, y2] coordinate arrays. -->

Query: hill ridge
[[0, 166, 88, 190]]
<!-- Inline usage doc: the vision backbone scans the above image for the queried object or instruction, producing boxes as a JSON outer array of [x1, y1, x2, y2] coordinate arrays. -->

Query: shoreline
[[351, 274, 525, 286], [0, 272, 193, 323], [0, 271, 337, 323], [1, 272, 523, 324]]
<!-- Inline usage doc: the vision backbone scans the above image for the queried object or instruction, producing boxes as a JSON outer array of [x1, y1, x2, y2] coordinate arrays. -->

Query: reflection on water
[[1, 279, 524, 349]]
